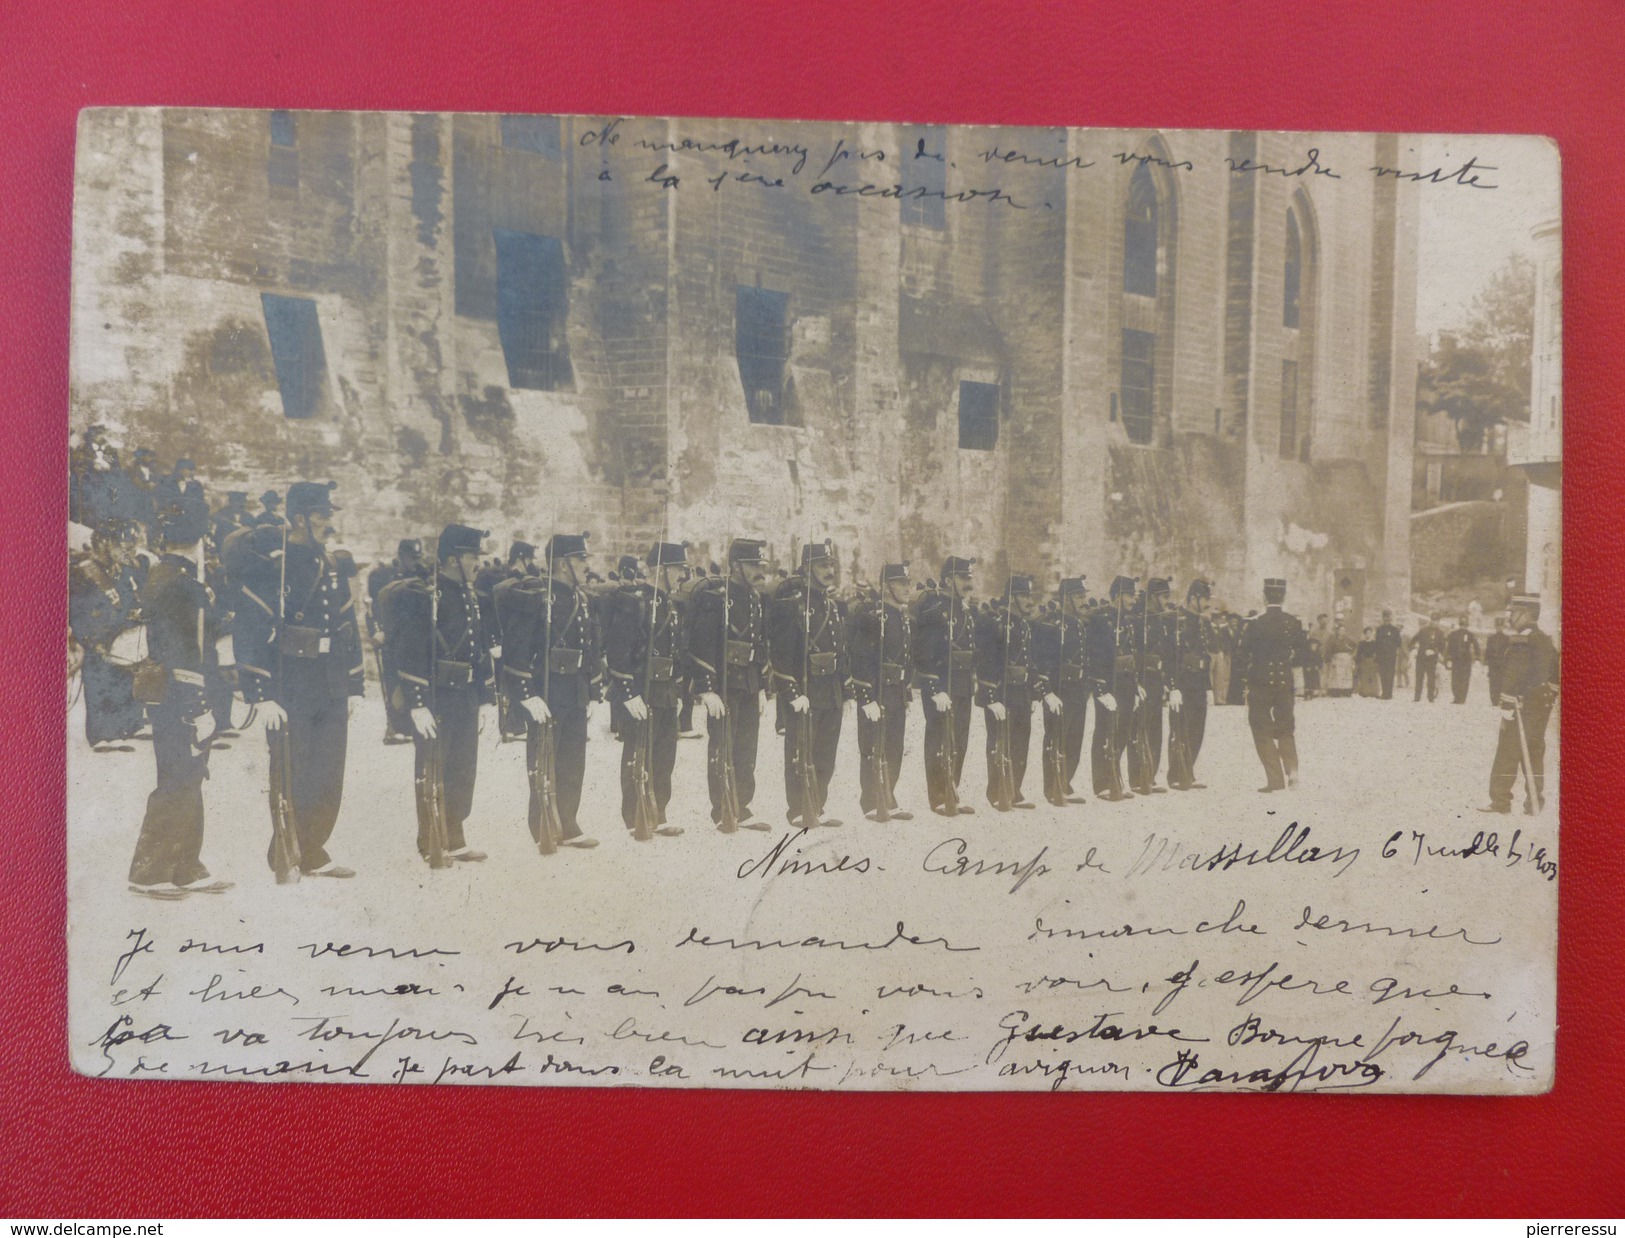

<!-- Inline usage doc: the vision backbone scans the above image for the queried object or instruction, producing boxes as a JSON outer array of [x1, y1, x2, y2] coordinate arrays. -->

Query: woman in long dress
[[1356, 627, 1382, 697], [1324, 624, 1356, 696], [1210, 611, 1232, 705]]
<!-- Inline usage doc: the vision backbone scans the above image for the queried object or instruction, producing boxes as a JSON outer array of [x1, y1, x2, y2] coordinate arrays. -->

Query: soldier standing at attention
[[1086, 576, 1140, 801], [1128, 578, 1175, 795], [849, 561, 915, 821], [492, 540, 538, 741], [507, 533, 602, 850], [232, 481, 364, 880], [1374, 609, 1404, 699], [1032, 576, 1091, 806], [976, 574, 1053, 811], [1446, 615, 1481, 704], [1485, 616, 1511, 705], [683, 538, 774, 832], [604, 542, 689, 838], [127, 497, 232, 899], [371, 539, 428, 746], [1167, 578, 1215, 791], [914, 556, 978, 816], [391, 524, 499, 864], [1413, 614, 1446, 702], [1237, 577, 1309, 793], [768, 539, 849, 828], [1479, 593, 1559, 815]]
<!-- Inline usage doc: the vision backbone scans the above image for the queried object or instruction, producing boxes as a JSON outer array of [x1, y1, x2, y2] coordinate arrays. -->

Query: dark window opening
[[261, 293, 327, 420], [493, 229, 572, 391], [500, 114, 562, 158], [958, 380, 999, 451], [1280, 359, 1299, 458], [901, 126, 948, 230], [1120, 329, 1156, 445], [1284, 209, 1303, 328], [1124, 163, 1159, 296], [269, 110, 297, 148], [736, 285, 791, 424]]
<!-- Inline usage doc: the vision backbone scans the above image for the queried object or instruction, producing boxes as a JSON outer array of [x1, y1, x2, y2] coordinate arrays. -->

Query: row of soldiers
[[99, 479, 1559, 898]]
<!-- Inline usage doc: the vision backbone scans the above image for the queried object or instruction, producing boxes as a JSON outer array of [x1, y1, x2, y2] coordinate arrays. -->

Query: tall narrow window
[[500, 114, 562, 158], [1120, 329, 1156, 445], [958, 380, 999, 451], [900, 125, 947, 230], [1279, 359, 1299, 458], [267, 110, 299, 190], [736, 285, 791, 424], [261, 293, 327, 420], [1124, 163, 1159, 297], [1284, 209, 1302, 328], [493, 229, 571, 391]]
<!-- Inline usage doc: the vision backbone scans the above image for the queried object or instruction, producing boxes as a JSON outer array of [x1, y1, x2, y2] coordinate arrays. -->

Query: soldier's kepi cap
[[801, 538, 835, 567], [1109, 575, 1137, 600], [881, 561, 910, 583], [260, 490, 281, 506], [508, 539, 537, 565], [1005, 574, 1035, 597], [1186, 578, 1213, 601], [941, 555, 976, 579], [285, 480, 340, 518], [398, 538, 423, 559], [1147, 577, 1171, 597], [1058, 576, 1088, 598], [437, 523, 488, 560], [646, 541, 688, 568], [1263, 577, 1288, 602], [728, 538, 767, 564], [616, 554, 642, 579], [1510, 592, 1541, 613], [546, 532, 590, 561]]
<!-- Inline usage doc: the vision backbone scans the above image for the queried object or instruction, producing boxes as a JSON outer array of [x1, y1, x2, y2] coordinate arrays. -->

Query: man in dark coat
[[1445, 615, 1481, 704], [768, 539, 849, 828], [70, 517, 147, 749], [1480, 594, 1559, 815], [849, 562, 916, 820], [1236, 577, 1310, 793], [1374, 609, 1404, 699], [914, 556, 978, 816]]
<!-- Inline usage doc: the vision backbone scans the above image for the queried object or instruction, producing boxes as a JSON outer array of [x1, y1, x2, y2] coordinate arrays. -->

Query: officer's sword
[[1512, 698, 1543, 815]]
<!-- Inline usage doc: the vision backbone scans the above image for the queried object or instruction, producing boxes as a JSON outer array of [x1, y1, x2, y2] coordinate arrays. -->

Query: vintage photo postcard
[[66, 110, 1560, 1092]]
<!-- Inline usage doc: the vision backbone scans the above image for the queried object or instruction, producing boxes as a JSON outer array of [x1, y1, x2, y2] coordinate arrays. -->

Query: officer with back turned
[[1236, 576, 1309, 793]]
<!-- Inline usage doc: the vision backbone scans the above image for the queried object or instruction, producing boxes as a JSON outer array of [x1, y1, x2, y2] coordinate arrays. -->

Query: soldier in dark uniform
[[126, 447, 159, 536], [603, 542, 688, 839], [1374, 610, 1404, 699], [914, 556, 978, 816], [250, 489, 283, 529], [232, 482, 364, 879], [850, 561, 915, 821], [1479, 593, 1559, 815], [684, 538, 774, 832], [1485, 616, 1511, 705], [976, 574, 1051, 811], [70, 517, 147, 750], [127, 497, 233, 899], [390, 524, 499, 864], [1446, 615, 1481, 704], [768, 539, 849, 828], [491, 540, 538, 741], [1413, 614, 1446, 702], [505, 533, 602, 849], [1032, 576, 1090, 807], [1167, 578, 1215, 791], [1127, 577, 1175, 795], [1236, 577, 1309, 792], [1086, 575, 1140, 800], [370, 539, 426, 745], [210, 491, 251, 553]]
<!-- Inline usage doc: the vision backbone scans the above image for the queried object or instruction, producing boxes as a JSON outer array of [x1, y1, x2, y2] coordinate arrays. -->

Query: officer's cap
[[941, 555, 976, 579], [1058, 576, 1088, 599], [398, 538, 423, 559], [546, 532, 590, 562], [1005, 574, 1035, 597], [1510, 592, 1541, 614], [260, 490, 281, 506], [438, 523, 488, 560], [801, 539, 835, 567], [1186, 578, 1212, 601], [1147, 577, 1172, 597], [508, 540, 537, 565], [616, 554, 643, 579], [646, 541, 689, 569], [1109, 575, 1137, 600], [286, 480, 340, 518], [728, 538, 767, 565], [1263, 577, 1288, 602], [881, 561, 910, 583]]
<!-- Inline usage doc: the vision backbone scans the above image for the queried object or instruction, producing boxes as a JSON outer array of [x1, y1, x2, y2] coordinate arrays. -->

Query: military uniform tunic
[[849, 595, 913, 815], [1085, 601, 1140, 798], [1032, 612, 1090, 804], [604, 583, 683, 830], [1235, 604, 1308, 791], [768, 576, 849, 824], [975, 603, 1047, 809], [913, 589, 976, 812], [683, 576, 767, 823], [1486, 626, 1559, 812], [1166, 607, 1215, 788]]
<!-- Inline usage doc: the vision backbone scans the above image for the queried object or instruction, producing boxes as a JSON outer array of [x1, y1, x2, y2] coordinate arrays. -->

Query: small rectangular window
[[1280, 359, 1299, 458], [957, 381, 999, 451], [1120, 329, 1156, 445], [901, 126, 948, 230], [500, 114, 562, 158], [269, 110, 297, 148], [261, 293, 327, 420], [494, 229, 572, 391], [736, 285, 791, 424]]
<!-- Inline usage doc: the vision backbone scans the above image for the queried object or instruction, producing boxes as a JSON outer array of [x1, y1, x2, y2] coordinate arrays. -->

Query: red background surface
[[3, 0, 1621, 1218]]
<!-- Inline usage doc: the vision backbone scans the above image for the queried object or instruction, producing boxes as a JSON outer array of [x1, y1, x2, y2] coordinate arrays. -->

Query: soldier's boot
[[1254, 735, 1285, 791], [1278, 735, 1300, 787]]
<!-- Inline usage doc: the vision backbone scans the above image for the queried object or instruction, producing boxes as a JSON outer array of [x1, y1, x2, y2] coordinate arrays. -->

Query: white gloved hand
[[989, 702, 1008, 721], [522, 696, 551, 724], [1168, 688, 1183, 710], [861, 701, 881, 721], [625, 695, 649, 722], [410, 706, 437, 739], [790, 694, 810, 714], [699, 691, 726, 718], [1043, 692, 1063, 715], [932, 691, 951, 711], [1099, 692, 1119, 714], [259, 701, 288, 732]]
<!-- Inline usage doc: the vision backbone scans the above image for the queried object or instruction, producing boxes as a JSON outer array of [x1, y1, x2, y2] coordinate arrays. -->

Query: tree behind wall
[[1417, 253, 1534, 452]]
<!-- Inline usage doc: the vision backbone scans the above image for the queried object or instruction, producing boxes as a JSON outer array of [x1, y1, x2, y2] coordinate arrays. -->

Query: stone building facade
[[71, 110, 1418, 616]]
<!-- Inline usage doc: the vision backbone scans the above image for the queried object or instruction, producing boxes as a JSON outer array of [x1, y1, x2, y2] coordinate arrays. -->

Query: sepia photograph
[[65, 110, 1560, 1093]]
